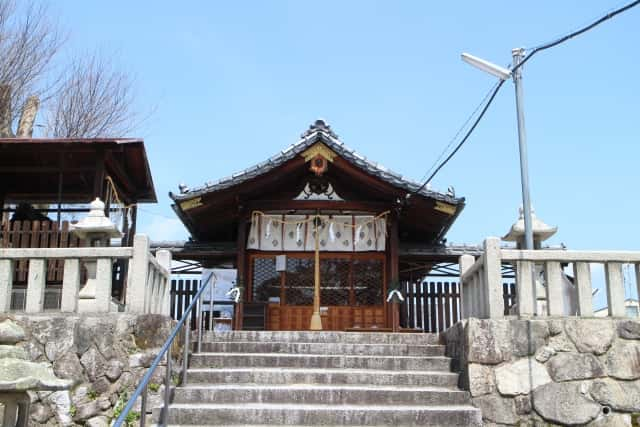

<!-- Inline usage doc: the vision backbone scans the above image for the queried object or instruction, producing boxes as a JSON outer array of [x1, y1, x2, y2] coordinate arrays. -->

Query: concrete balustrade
[[0, 234, 172, 315], [460, 237, 640, 318]]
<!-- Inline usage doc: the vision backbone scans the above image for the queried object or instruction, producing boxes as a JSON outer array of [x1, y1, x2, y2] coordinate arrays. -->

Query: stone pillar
[[156, 249, 173, 315], [459, 254, 474, 319], [0, 259, 13, 312], [482, 237, 504, 318], [127, 235, 150, 313]]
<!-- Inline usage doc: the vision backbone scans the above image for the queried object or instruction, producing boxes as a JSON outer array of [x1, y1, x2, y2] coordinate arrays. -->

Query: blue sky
[[48, 1, 639, 302]]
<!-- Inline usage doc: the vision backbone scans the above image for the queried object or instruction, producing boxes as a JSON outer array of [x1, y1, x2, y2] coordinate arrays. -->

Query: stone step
[[189, 353, 452, 371], [155, 402, 482, 426], [200, 331, 439, 345], [186, 367, 460, 387], [198, 341, 446, 356], [172, 384, 470, 406]]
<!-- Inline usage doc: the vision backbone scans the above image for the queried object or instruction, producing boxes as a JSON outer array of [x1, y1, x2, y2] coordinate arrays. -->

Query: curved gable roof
[[170, 120, 463, 206]]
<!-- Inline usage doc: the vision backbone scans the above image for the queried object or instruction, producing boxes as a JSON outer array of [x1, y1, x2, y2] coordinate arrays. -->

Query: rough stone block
[[590, 378, 640, 412], [467, 363, 495, 397], [466, 319, 510, 365], [534, 346, 556, 363], [0, 320, 25, 344], [53, 352, 85, 385], [80, 347, 107, 382], [510, 320, 549, 357], [472, 394, 518, 425], [494, 357, 551, 396], [565, 319, 615, 355], [547, 352, 605, 382], [533, 382, 601, 425], [606, 341, 640, 380], [617, 320, 640, 340]]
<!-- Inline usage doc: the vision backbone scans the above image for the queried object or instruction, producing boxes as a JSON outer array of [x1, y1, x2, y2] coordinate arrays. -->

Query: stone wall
[[0, 313, 177, 427], [443, 318, 640, 426]]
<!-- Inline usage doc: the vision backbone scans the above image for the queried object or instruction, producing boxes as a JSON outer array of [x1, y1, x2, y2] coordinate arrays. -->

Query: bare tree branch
[[47, 53, 139, 137], [0, 0, 64, 127]]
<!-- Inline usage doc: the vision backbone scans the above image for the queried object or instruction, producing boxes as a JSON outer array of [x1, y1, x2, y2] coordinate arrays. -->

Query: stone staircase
[[154, 331, 481, 426]]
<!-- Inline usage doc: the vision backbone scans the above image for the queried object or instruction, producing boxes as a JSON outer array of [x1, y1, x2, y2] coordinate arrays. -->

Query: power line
[[518, 0, 640, 71], [410, 79, 506, 197], [418, 80, 502, 184], [409, 0, 640, 198]]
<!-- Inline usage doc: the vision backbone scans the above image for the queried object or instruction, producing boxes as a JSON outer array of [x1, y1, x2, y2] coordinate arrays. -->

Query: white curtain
[[247, 214, 386, 252]]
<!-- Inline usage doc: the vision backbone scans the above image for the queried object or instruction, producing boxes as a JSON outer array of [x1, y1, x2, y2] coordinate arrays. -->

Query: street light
[[461, 48, 534, 252]]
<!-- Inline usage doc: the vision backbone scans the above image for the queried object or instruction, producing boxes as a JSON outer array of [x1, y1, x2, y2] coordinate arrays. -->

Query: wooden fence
[[170, 278, 236, 331], [401, 280, 516, 332], [1, 220, 83, 283]]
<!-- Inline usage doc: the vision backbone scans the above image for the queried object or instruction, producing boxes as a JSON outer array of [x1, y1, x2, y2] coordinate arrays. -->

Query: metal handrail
[[113, 272, 216, 427]]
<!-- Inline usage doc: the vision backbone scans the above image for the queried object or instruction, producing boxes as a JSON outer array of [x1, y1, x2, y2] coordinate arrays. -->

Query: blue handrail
[[113, 271, 215, 426]]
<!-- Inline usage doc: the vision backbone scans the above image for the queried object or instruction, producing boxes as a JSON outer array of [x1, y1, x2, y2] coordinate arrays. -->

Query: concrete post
[[60, 258, 81, 312], [127, 235, 150, 313], [516, 261, 535, 316], [25, 259, 46, 313], [544, 261, 564, 316], [156, 249, 172, 315], [573, 262, 593, 316], [482, 237, 504, 318], [0, 259, 13, 312], [94, 258, 113, 312], [459, 255, 475, 319], [605, 262, 625, 317]]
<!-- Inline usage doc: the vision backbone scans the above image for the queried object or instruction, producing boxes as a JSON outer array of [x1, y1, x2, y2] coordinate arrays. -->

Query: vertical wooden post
[[235, 214, 247, 331], [0, 259, 14, 312], [93, 149, 106, 201], [309, 217, 323, 330], [25, 259, 46, 313], [389, 212, 399, 331]]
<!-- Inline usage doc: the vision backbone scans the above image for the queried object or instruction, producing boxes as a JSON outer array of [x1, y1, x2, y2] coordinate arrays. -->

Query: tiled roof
[[171, 119, 463, 205]]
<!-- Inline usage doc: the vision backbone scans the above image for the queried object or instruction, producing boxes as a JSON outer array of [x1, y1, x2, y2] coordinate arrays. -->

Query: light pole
[[461, 49, 534, 251]]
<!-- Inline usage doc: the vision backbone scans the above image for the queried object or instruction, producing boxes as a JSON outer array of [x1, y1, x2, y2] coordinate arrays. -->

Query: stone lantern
[[502, 208, 576, 315], [71, 198, 122, 312], [502, 207, 557, 249]]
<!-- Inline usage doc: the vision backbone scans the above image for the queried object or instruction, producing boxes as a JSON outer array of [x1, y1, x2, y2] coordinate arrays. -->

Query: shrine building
[[169, 120, 466, 331]]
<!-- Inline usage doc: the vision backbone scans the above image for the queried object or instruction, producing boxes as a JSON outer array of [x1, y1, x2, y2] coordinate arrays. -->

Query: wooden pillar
[[389, 212, 400, 331], [93, 150, 106, 201], [235, 215, 247, 330], [128, 205, 138, 246], [309, 217, 323, 330]]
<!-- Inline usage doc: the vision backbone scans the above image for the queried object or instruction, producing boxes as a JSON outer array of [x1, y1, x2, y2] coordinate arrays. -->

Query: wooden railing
[[0, 234, 171, 314], [460, 237, 640, 318]]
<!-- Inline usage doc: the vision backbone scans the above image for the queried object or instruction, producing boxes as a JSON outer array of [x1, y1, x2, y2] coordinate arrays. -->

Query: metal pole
[[182, 322, 189, 384], [163, 350, 172, 426], [512, 47, 537, 313], [512, 48, 534, 251]]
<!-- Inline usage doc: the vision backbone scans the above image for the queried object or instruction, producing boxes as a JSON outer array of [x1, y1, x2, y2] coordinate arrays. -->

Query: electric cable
[[409, 0, 640, 199]]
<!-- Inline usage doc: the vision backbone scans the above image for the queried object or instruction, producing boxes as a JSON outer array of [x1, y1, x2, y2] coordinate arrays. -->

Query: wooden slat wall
[[402, 280, 517, 332], [0, 220, 83, 284]]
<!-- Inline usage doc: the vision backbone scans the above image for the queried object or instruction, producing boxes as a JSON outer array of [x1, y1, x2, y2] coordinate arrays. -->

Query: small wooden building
[[170, 120, 465, 331], [0, 137, 157, 307]]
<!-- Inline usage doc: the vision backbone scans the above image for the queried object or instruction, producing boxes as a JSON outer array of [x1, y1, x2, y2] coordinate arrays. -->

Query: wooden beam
[[235, 214, 248, 330], [105, 152, 136, 199], [93, 150, 106, 200], [389, 212, 399, 331]]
